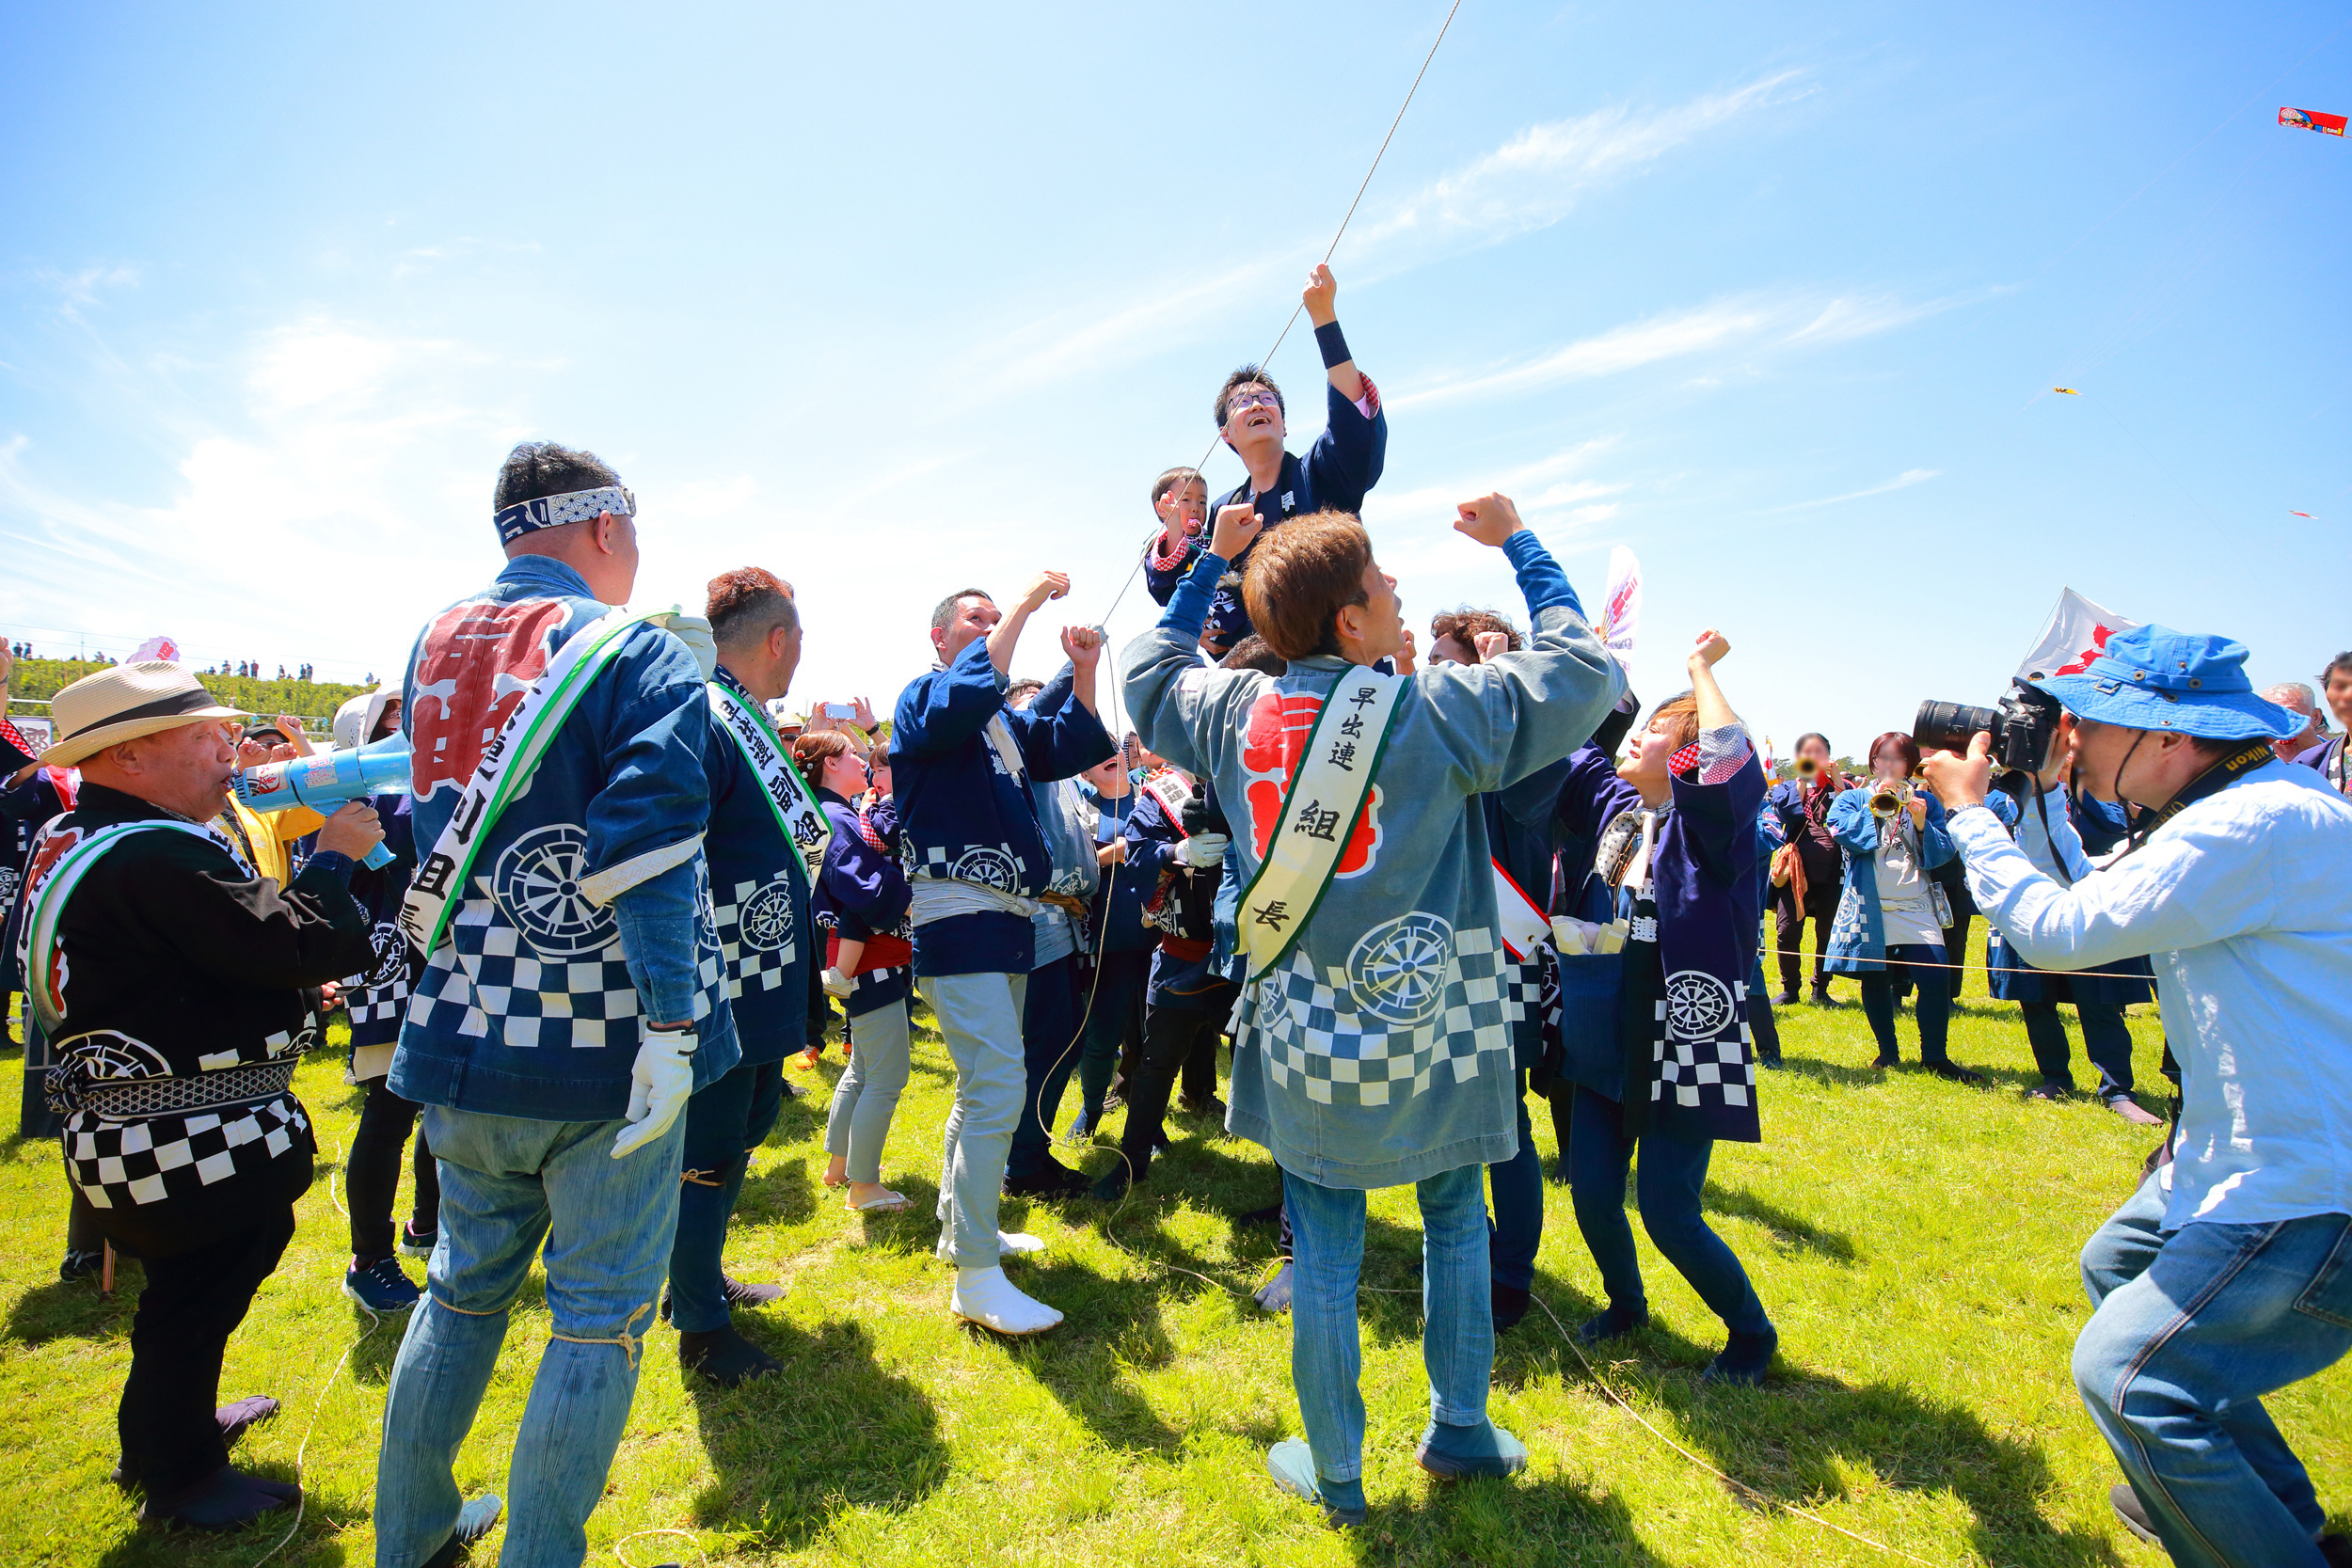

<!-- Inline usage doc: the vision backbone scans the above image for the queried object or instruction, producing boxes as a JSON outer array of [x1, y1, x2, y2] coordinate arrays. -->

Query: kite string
[[1030, 0, 1469, 1192], [1095, 0, 1467, 634]]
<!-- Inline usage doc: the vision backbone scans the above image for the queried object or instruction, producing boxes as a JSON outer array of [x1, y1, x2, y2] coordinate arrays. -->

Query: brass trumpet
[[1793, 755, 1820, 780], [1869, 779, 1913, 818]]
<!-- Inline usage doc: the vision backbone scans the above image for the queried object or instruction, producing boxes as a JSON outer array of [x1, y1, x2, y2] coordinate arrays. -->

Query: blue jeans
[[1859, 943, 1950, 1063], [918, 971, 1027, 1268], [2074, 1171, 2352, 1568], [668, 1058, 784, 1333], [1565, 1085, 1771, 1336], [1486, 1075, 1542, 1291], [1284, 1163, 1491, 1485], [1006, 954, 1080, 1181], [374, 1106, 686, 1568]]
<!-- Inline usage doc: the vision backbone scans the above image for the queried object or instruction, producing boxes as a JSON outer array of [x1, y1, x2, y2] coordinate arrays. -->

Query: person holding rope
[[1921, 625, 2352, 1568], [374, 442, 738, 1568], [1143, 266, 1388, 657], [662, 566, 820, 1387], [14, 662, 381, 1530], [891, 576, 1115, 1336], [1123, 493, 1619, 1526]]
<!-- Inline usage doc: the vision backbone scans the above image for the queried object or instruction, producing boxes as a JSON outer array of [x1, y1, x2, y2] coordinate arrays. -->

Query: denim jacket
[[1122, 531, 1621, 1188], [391, 554, 739, 1121], [1821, 786, 1954, 974]]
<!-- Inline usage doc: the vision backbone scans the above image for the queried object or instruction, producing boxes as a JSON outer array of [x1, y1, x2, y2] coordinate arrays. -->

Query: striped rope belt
[[50, 1057, 299, 1119]]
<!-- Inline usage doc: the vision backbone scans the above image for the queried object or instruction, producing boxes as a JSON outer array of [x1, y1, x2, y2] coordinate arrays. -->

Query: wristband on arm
[[1313, 320, 1352, 369]]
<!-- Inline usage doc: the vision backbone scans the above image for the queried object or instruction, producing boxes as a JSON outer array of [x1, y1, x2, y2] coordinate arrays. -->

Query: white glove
[[652, 611, 719, 681], [1184, 832, 1230, 867], [820, 965, 853, 999], [612, 1027, 698, 1158]]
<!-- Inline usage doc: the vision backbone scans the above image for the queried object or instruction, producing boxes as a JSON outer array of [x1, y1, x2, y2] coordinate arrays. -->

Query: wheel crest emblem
[[949, 847, 1019, 893], [364, 923, 407, 987], [494, 824, 618, 958], [1663, 970, 1736, 1041], [736, 880, 797, 953], [1345, 912, 1454, 1027]]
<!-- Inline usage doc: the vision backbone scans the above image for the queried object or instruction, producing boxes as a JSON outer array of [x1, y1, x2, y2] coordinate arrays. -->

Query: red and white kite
[[2280, 106, 2346, 136]]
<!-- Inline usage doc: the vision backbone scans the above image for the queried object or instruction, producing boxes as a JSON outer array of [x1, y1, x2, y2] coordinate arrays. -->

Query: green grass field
[[1, 968, 2344, 1567]]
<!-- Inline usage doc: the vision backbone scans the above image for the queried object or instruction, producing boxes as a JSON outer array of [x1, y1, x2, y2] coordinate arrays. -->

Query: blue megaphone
[[233, 736, 410, 870]]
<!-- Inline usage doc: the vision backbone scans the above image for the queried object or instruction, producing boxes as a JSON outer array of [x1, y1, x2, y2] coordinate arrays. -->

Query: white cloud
[[1354, 71, 1810, 265], [1391, 286, 1982, 410], [1766, 467, 1942, 513]]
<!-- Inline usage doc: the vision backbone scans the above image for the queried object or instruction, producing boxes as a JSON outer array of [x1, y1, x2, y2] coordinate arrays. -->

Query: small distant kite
[[2053, 388, 2080, 395], [2290, 510, 2313, 518], [2280, 106, 2347, 136]]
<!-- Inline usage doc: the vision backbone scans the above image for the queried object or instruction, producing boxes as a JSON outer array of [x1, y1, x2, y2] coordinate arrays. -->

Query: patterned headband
[[493, 484, 636, 544]]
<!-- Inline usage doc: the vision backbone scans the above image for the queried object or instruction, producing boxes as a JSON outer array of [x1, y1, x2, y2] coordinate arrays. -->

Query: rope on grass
[[1755, 942, 2154, 982], [1524, 1291, 1945, 1566], [615, 1527, 709, 1566], [249, 1300, 386, 1568]]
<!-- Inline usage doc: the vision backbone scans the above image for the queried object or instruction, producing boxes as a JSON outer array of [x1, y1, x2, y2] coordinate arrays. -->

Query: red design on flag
[[1239, 689, 1380, 876], [406, 599, 568, 800], [2053, 623, 2119, 677]]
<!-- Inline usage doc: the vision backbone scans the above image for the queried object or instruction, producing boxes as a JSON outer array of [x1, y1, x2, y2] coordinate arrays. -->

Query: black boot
[[678, 1323, 784, 1386]]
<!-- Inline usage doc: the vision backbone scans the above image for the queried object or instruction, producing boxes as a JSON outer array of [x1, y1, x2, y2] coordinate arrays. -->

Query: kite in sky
[[2053, 387, 2080, 395], [2290, 510, 2313, 518], [2280, 106, 2347, 136]]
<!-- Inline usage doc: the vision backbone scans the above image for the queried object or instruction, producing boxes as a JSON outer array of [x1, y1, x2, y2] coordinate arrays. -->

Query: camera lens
[[1914, 701, 2001, 756]]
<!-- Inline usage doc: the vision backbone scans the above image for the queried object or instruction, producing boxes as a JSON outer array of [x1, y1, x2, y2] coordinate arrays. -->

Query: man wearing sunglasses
[[1143, 264, 1388, 657]]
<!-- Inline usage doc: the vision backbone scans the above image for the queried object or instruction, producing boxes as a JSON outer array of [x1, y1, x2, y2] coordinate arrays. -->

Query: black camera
[[1914, 678, 2064, 775]]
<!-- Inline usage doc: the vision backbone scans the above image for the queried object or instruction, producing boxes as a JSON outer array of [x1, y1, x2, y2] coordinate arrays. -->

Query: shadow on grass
[[1352, 1468, 1676, 1568], [1700, 1181, 1861, 1263], [1533, 1311, 2128, 1568], [6, 1267, 139, 1346], [688, 1315, 946, 1548]]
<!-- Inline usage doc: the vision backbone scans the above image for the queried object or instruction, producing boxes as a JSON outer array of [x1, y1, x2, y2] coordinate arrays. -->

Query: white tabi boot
[[951, 1265, 1063, 1335]]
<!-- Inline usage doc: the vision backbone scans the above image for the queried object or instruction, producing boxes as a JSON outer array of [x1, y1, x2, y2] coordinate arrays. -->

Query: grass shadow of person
[[1699, 1181, 1862, 1264], [1345, 1465, 1679, 1568], [734, 1156, 820, 1227], [687, 1313, 951, 1551], [1520, 1306, 2130, 1568], [5, 1261, 141, 1346]]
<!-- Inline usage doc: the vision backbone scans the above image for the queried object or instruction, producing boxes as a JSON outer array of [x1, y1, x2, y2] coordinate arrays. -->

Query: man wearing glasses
[[1143, 264, 1389, 657]]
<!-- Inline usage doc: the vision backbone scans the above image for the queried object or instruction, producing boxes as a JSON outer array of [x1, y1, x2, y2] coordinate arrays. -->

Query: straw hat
[[40, 661, 241, 767]]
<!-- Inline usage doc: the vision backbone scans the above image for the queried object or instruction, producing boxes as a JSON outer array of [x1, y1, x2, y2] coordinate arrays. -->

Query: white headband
[[494, 484, 636, 544]]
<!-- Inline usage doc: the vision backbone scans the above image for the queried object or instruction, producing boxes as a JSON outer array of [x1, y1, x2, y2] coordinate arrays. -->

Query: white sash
[[707, 683, 831, 881], [400, 606, 667, 956], [1141, 766, 1196, 832], [1491, 860, 1550, 961], [1233, 666, 1405, 979]]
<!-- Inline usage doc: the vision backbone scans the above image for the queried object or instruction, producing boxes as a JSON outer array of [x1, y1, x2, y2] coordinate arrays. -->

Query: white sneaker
[[996, 1230, 1045, 1255], [951, 1266, 1063, 1336]]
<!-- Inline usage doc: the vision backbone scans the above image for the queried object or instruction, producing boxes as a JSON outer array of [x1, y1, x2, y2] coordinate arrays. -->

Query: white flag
[[1597, 546, 1642, 655], [2017, 589, 2137, 681], [130, 635, 181, 663]]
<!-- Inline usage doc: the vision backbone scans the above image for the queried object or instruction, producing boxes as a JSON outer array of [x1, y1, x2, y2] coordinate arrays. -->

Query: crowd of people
[[1, 262, 2347, 1568]]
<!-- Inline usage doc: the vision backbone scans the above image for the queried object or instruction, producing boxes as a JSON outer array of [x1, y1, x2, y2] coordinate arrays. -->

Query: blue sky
[[2, 3, 2345, 753]]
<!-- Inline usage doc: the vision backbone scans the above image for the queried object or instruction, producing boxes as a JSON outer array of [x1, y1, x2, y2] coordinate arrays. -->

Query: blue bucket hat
[[2031, 625, 2304, 741]]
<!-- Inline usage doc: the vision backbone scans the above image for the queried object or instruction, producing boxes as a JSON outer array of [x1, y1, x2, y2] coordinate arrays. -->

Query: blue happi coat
[[391, 554, 739, 1122], [701, 664, 813, 1062], [814, 790, 913, 1018], [1822, 787, 1954, 974], [891, 637, 1116, 976], [1121, 531, 1620, 1188]]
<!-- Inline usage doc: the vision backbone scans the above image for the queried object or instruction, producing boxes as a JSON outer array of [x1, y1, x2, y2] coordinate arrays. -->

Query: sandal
[[846, 1189, 910, 1212]]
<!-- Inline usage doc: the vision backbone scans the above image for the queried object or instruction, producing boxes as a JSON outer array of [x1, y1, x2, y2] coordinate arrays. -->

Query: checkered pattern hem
[[1250, 916, 1512, 1107], [1648, 974, 1756, 1109], [713, 874, 801, 1000], [65, 1094, 310, 1210]]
